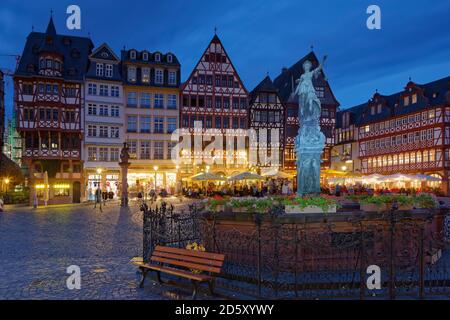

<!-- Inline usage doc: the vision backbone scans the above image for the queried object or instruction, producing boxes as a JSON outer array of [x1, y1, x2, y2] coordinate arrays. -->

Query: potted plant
[[413, 193, 437, 209], [283, 196, 338, 214], [206, 196, 228, 212], [359, 195, 392, 212]]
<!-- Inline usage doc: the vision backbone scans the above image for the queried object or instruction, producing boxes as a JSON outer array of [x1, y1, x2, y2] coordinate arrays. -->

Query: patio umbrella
[[228, 171, 264, 181], [413, 174, 441, 182], [189, 172, 226, 181], [261, 170, 294, 179]]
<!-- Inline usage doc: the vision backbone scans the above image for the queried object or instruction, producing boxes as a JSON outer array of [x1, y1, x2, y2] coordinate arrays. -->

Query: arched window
[[155, 53, 161, 62], [167, 54, 173, 63]]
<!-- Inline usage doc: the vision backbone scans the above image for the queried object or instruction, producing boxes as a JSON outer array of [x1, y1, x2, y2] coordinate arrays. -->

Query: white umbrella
[[43, 171, 49, 206], [228, 172, 264, 181], [189, 172, 226, 181], [261, 170, 293, 179], [413, 174, 441, 182]]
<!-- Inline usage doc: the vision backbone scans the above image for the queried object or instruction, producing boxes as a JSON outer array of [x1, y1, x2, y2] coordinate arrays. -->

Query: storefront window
[[54, 183, 70, 196]]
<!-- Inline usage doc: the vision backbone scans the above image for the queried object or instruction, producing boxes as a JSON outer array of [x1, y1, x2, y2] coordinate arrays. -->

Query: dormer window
[[404, 96, 410, 106], [411, 93, 417, 104], [46, 59, 52, 68], [167, 54, 173, 63], [142, 52, 148, 61], [377, 103, 382, 114], [370, 105, 375, 115], [101, 52, 109, 59], [130, 50, 136, 59], [155, 53, 161, 62], [96, 63, 104, 76]]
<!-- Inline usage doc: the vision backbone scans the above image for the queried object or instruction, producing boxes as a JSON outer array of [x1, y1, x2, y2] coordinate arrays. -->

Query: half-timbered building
[[334, 76, 450, 194], [180, 34, 249, 177], [248, 75, 285, 173], [84, 43, 124, 201], [273, 51, 339, 173], [14, 17, 93, 204]]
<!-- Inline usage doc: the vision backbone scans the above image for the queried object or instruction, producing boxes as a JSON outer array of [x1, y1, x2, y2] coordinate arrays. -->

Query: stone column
[[119, 142, 131, 207]]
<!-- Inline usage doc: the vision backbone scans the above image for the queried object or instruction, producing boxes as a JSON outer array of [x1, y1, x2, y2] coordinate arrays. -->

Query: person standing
[[94, 186, 103, 212]]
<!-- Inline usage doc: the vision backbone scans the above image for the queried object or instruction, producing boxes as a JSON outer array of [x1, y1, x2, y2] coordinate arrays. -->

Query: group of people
[[184, 179, 294, 198], [326, 184, 434, 197]]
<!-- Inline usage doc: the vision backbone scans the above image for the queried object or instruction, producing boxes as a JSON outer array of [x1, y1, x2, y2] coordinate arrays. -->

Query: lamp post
[[4, 178, 10, 195]]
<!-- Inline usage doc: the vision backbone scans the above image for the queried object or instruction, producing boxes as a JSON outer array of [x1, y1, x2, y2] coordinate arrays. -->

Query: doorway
[[73, 181, 81, 203]]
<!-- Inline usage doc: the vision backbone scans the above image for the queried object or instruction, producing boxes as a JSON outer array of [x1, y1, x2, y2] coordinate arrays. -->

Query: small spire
[[214, 26, 217, 35], [375, 88, 378, 93], [310, 44, 314, 51], [50, 9, 53, 17], [31, 25, 34, 32], [408, 76, 412, 82]]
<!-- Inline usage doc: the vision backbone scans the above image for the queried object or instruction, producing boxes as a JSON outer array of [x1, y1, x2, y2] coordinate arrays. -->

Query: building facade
[[0, 71, 4, 158], [334, 76, 450, 194], [180, 35, 249, 178], [121, 48, 181, 195], [3, 113, 22, 166], [14, 17, 93, 204], [83, 43, 124, 201], [248, 76, 285, 173], [273, 51, 339, 173]]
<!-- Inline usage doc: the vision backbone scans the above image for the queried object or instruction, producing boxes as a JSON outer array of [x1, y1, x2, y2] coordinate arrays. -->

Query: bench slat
[[154, 245, 225, 262], [151, 256, 222, 274], [153, 251, 224, 267], [142, 264, 212, 282]]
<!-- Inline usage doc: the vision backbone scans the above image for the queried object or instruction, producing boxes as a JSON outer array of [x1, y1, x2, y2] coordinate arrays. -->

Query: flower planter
[[398, 204, 414, 211], [232, 207, 248, 213], [360, 203, 389, 212], [285, 205, 337, 214]]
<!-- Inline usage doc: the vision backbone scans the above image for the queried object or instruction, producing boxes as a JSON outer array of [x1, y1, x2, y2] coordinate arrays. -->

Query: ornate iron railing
[[142, 204, 450, 299]]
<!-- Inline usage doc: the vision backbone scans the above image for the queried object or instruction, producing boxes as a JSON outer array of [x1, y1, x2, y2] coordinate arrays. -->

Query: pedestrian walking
[[94, 187, 103, 212]]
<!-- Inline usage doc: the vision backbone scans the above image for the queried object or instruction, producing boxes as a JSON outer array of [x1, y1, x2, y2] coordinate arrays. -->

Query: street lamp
[[4, 178, 10, 194], [341, 165, 347, 172]]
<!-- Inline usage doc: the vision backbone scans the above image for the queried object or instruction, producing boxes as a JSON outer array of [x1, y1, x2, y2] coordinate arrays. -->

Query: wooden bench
[[134, 245, 225, 299]]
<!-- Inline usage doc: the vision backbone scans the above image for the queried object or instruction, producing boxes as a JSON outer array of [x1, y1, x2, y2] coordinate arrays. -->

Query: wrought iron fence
[[142, 203, 450, 299]]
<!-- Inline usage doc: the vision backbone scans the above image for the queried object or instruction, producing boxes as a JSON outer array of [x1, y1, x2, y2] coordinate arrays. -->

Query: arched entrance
[[73, 181, 81, 203]]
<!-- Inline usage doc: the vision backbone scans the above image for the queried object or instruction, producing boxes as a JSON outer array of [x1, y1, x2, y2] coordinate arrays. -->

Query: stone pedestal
[[296, 121, 325, 196]]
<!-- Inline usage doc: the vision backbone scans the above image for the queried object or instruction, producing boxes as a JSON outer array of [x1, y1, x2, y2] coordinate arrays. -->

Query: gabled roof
[[15, 17, 94, 81], [90, 43, 119, 62], [273, 51, 339, 106], [250, 75, 280, 104], [336, 75, 450, 128], [181, 34, 248, 94]]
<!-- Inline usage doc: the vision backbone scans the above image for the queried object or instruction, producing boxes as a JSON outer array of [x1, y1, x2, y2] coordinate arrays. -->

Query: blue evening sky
[[1, 0, 449, 118]]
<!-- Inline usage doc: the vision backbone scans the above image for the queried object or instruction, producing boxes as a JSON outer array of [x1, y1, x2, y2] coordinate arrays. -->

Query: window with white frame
[[154, 93, 164, 108], [128, 66, 137, 82], [99, 85, 108, 96], [142, 67, 150, 83], [167, 142, 176, 160], [167, 54, 173, 63], [99, 105, 108, 116], [99, 147, 109, 161], [167, 94, 177, 109], [96, 63, 104, 76], [154, 117, 164, 133], [130, 50, 136, 59], [155, 53, 161, 62], [99, 126, 109, 137], [88, 83, 97, 95], [127, 140, 137, 158], [105, 64, 113, 77], [155, 69, 163, 84], [168, 71, 176, 85], [140, 141, 151, 159], [111, 106, 120, 117], [110, 127, 119, 138], [88, 125, 97, 137], [111, 86, 120, 97], [142, 52, 148, 61], [88, 104, 97, 115], [110, 148, 119, 161], [154, 141, 164, 159], [88, 147, 97, 161]]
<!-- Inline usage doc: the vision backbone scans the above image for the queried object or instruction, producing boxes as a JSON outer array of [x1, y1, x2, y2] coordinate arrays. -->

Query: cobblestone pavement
[[0, 197, 212, 300]]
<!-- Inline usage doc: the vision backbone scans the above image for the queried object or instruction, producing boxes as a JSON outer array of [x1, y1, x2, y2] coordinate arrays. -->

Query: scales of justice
[[294, 55, 327, 196]]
